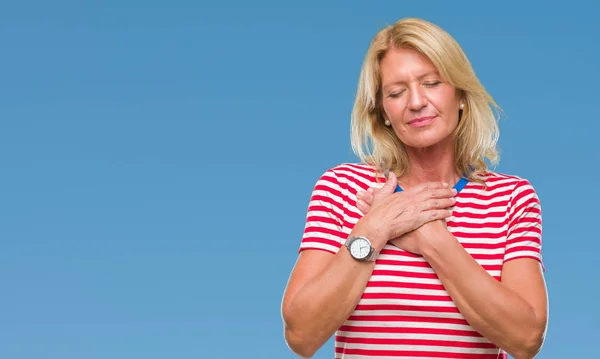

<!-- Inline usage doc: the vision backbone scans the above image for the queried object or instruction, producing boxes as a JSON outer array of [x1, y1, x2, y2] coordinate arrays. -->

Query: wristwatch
[[345, 236, 378, 262]]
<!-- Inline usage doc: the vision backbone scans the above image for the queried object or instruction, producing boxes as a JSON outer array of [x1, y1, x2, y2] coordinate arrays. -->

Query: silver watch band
[[365, 247, 379, 261], [345, 236, 379, 262]]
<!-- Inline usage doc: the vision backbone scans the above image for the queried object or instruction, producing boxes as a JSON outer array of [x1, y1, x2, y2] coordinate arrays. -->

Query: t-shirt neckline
[[394, 177, 469, 193]]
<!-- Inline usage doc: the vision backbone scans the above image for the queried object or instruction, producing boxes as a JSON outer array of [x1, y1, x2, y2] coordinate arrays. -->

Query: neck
[[399, 139, 460, 189]]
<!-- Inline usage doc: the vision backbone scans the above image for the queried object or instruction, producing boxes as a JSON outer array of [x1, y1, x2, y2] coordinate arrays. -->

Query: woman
[[281, 17, 548, 359]]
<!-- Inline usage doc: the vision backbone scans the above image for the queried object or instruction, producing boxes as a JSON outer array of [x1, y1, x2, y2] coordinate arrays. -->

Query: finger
[[362, 190, 375, 206], [357, 199, 370, 214], [356, 190, 366, 200], [422, 209, 453, 222], [388, 208, 452, 239], [421, 197, 456, 211], [424, 187, 457, 199], [411, 188, 455, 207], [367, 187, 375, 194], [380, 171, 398, 194]]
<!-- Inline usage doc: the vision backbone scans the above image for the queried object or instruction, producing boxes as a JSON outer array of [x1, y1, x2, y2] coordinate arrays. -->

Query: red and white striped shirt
[[299, 163, 544, 358]]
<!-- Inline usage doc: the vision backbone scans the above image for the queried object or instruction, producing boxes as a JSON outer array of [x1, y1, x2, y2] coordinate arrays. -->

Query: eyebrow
[[382, 71, 441, 90]]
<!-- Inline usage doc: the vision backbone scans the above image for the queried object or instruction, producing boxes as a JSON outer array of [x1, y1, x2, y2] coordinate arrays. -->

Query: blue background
[[1, 1, 598, 358]]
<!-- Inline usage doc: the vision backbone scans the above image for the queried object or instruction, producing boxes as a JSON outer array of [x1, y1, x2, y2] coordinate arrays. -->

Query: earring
[[459, 103, 464, 110], [384, 120, 391, 126]]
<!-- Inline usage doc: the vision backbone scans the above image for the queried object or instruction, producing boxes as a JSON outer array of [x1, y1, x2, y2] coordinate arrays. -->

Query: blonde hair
[[350, 18, 500, 182]]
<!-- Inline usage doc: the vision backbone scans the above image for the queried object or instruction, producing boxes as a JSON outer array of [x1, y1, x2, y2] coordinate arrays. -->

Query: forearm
[[422, 234, 544, 358], [284, 246, 375, 357]]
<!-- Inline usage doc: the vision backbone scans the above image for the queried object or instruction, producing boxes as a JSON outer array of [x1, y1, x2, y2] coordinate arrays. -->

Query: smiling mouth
[[408, 116, 436, 127]]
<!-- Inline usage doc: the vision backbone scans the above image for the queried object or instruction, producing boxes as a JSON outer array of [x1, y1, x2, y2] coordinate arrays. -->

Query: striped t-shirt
[[299, 163, 543, 359]]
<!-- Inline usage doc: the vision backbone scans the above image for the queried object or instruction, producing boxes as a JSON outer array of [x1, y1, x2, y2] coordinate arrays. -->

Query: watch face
[[350, 237, 371, 259]]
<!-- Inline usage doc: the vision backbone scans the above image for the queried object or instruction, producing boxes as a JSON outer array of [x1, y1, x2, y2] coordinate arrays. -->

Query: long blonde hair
[[350, 18, 500, 182]]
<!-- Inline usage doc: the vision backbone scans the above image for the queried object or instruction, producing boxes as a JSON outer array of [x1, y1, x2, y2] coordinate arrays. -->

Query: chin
[[401, 132, 450, 149]]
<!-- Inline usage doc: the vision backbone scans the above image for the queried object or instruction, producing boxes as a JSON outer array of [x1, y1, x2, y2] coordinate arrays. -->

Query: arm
[[422, 232, 547, 359], [281, 169, 381, 358], [420, 180, 548, 359], [281, 246, 378, 358], [282, 170, 455, 358]]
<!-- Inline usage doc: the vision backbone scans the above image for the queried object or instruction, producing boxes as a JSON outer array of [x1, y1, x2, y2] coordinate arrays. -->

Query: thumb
[[381, 171, 398, 194]]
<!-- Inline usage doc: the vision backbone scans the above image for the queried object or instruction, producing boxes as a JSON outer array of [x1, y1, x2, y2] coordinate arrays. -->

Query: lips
[[408, 116, 436, 127]]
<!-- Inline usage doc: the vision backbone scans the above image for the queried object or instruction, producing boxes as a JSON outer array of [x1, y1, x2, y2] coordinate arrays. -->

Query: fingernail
[[452, 188, 457, 194], [442, 182, 448, 187]]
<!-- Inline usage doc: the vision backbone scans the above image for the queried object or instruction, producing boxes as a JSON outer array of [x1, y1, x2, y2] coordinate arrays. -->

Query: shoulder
[[476, 171, 540, 204], [308, 163, 384, 205], [476, 171, 537, 191], [320, 163, 384, 191]]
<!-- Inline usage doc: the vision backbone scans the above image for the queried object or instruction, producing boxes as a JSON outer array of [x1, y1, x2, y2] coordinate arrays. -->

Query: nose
[[408, 85, 427, 111]]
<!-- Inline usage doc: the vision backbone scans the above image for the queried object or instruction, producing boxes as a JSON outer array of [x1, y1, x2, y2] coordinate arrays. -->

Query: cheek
[[382, 100, 406, 121], [431, 92, 460, 121], [443, 89, 461, 112]]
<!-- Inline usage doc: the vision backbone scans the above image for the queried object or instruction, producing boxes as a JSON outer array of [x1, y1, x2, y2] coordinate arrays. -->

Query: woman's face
[[380, 47, 462, 149]]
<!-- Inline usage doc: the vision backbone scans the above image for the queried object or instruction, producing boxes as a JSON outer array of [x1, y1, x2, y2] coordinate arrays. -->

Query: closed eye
[[424, 81, 441, 87], [387, 90, 405, 98]]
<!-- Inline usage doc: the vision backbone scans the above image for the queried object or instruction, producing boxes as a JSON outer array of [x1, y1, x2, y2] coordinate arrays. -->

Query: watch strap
[[345, 236, 379, 262], [365, 247, 379, 262]]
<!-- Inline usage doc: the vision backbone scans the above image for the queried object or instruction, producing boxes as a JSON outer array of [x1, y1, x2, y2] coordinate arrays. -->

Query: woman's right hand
[[351, 172, 456, 251]]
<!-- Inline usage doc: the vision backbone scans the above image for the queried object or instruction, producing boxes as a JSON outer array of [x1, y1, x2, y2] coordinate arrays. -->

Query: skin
[[356, 185, 548, 359], [282, 47, 548, 359], [368, 47, 548, 358], [380, 46, 464, 189], [281, 175, 455, 358]]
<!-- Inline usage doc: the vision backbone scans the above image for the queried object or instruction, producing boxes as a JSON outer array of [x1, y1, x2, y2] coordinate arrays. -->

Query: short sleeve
[[503, 179, 544, 267], [299, 169, 347, 254]]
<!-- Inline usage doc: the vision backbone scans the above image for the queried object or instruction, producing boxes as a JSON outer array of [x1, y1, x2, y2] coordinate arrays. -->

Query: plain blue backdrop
[[1, 1, 598, 358]]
